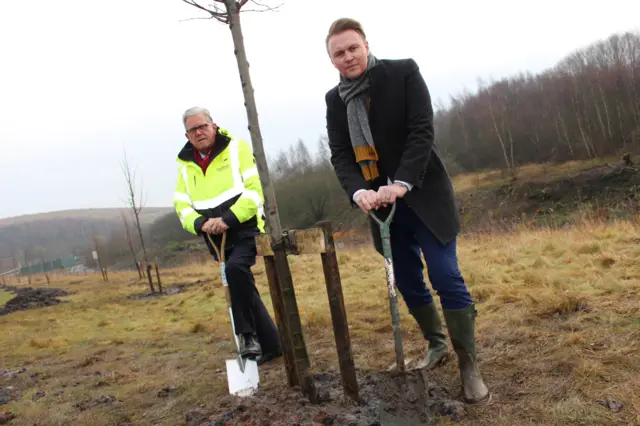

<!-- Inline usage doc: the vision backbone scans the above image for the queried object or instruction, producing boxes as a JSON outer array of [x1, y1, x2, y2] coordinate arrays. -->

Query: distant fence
[[17, 256, 82, 275]]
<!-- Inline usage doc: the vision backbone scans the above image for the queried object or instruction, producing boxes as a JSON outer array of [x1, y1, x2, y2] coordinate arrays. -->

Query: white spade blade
[[226, 357, 259, 397]]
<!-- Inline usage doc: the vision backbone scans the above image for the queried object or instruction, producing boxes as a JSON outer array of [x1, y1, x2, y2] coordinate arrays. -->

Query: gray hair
[[182, 106, 214, 129]]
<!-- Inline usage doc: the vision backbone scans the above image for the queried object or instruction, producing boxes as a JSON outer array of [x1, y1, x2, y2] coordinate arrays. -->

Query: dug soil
[[186, 369, 466, 425], [0, 286, 71, 316]]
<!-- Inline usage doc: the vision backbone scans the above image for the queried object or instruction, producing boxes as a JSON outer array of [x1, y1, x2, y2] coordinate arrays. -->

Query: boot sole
[[240, 349, 262, 358], [463, 391, 491, 405]]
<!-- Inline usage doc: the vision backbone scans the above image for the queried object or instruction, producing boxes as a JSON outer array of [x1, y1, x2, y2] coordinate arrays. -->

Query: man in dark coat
[[323, 18, 490, 405]]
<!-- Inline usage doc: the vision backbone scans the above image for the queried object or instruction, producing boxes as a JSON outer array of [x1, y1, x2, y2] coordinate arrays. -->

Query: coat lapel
[[367, 61, 387, 145]]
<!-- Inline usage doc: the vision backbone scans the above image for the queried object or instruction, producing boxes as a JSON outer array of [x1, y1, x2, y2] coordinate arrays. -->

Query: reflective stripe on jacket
[[173, 128, 265, 247]]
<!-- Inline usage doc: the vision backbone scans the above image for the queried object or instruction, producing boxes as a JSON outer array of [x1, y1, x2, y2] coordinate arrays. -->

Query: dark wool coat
[[325, 58, 460, 253]]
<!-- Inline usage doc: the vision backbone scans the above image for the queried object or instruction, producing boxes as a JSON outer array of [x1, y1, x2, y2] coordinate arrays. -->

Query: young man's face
[[327, 29, 369, 79], [185, 113, 217, 153]]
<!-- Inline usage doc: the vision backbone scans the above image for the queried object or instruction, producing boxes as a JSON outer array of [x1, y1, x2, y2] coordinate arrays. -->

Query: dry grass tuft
[[189, 322, 207, 334]]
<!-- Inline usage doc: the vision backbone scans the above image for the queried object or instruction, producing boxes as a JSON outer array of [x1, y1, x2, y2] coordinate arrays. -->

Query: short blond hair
[[326, 18, 367, 46]]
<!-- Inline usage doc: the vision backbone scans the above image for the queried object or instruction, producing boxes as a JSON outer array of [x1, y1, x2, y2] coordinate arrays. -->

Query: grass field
[[1, 217, 639, 425], [0, 290, 14, 307]]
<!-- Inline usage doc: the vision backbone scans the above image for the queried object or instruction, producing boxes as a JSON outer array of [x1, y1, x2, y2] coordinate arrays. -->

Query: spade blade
[[225, 357, 259, 397]]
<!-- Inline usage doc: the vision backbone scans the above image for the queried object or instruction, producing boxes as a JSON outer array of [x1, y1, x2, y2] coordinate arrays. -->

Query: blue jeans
[[390, 199, 473, 310]]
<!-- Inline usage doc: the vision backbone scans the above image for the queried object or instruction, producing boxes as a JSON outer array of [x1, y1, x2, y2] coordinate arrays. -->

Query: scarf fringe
[[354, 145, 380, 180]]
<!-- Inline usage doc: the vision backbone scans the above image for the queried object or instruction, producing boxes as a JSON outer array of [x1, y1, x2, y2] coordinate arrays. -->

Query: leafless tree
[[120, 148, 152, 291]]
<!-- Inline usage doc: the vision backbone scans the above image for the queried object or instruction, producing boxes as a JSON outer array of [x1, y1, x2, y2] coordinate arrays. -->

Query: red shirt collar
[[193, 149, 213, 174]]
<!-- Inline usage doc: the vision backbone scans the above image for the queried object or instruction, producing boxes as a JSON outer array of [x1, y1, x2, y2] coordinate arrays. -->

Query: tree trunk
[[590, 83, 609, 149], [121, 212, 141, 278], [556, 107, 575, 159], [223, 0, 313, 399], [598, 83, 614, 149], [456, 106, 477, 170], [225, 0, 282, 238], [506, 124, 517, 178], [529, 125, 541, 160], [133, 208, 151, 290], [488, 97, 513, 175], [571, 92, 595, 158], [616, 102, 627, 147]]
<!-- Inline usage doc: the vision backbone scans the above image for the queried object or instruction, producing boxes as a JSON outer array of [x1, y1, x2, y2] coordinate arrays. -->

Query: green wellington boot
[[443, 305, 491, 405], [409, 302, 449, 370]]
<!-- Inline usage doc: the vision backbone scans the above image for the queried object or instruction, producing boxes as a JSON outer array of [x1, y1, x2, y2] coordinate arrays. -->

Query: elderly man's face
[[185, 113, 217, 153], [327, 29, 369, 79]]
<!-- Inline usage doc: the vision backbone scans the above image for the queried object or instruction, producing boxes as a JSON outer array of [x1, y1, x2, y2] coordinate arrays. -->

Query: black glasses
[[186, 123, 210, 136]]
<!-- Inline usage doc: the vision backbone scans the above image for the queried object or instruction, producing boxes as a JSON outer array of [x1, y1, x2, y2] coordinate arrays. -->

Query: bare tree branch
[[178, 15, 215, 22], [181, 0, 229, 23], [182, 0, 224, 15], [244, 0, 283, 12], [241, 5, 283, 13], [180, 0, 280, 23]]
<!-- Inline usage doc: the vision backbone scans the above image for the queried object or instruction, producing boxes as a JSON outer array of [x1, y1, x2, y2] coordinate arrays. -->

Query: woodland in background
[[2, 31, 639, 271], [436, 31, 640, 176]]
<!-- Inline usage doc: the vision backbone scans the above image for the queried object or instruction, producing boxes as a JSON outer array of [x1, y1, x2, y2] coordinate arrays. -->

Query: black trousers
[[219, 237, 281, 353]]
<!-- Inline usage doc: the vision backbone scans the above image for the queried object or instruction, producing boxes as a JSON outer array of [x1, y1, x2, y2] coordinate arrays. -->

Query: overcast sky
[[1, 0, 639, 220]]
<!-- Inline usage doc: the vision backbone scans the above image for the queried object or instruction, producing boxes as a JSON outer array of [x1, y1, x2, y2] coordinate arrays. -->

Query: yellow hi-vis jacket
[[173, 128, 265, 248]]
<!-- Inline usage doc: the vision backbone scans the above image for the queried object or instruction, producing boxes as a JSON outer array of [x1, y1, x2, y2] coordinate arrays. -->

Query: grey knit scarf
[[338, 52, 380, 181]]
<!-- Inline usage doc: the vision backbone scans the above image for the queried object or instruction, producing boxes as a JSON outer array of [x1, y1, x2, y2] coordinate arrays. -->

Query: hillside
[[0, 207, 173, 272], [454, 156, 640, 233], [0, 208, 170, 227]]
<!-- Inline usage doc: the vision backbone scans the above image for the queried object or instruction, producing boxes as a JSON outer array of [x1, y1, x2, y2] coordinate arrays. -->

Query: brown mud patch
[[188, 369, 465, 425], [127, 284, 192, 300], [0, 286, 71, 316]]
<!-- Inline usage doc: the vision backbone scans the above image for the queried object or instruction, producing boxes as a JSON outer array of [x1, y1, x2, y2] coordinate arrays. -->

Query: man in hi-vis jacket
[[173, 106, 282, 365]]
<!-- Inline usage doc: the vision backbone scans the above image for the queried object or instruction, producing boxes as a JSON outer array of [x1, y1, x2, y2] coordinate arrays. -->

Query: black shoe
[[257, 348, 283, 366], [239, 333, 262, 358]]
